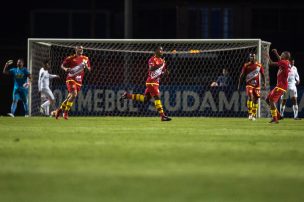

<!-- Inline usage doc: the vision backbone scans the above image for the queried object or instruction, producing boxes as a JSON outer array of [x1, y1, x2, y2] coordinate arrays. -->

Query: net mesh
[[28, 39, 271, 117]]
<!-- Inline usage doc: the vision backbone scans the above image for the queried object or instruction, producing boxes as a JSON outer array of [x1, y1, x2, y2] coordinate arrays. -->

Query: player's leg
[[290, 88, 300, 120], [40, 90, 50, 116], [149, 86, 171, 121], [280, 90, 288, 118], [55, 95, 70, 119], [63, 92, 76, 120], [55, 81, 74, 119], [41, 88, 55, 116], [121, 91, 146, 102], [268, 87, 284, 123], [19, 89, 29, 117], [121, 86, 153, 103], [267, 89, 278, 123], [252, 97, 258, 121], [8, 90, 19, 117], [154, 96, 171, 121], [251, 88, 261, 120], [63, 83, 79, 120], [246, 86, 253, 119]]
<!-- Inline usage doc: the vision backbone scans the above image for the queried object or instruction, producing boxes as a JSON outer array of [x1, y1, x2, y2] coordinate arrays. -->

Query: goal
[[28, 39, 271, 117]]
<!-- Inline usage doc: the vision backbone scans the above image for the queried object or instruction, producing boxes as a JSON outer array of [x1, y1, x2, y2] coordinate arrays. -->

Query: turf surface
[[0, 117, 304, 202]]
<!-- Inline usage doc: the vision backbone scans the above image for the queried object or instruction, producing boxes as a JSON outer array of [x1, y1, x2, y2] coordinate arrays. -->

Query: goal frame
[[27, 38, 271, 117]]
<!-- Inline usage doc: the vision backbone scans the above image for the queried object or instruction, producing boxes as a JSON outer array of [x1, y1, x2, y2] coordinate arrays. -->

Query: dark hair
[[43, 59, 51, 65], [18, 58, 25, 63], [155, 46, 163, 52], [282, 51, 291, 60]]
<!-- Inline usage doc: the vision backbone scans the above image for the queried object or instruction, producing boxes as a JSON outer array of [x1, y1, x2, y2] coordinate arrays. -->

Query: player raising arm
[[3, 59, 31, 117], [237, 53, 266, 120], [265, 49, 290, 123], [120, 46, 171, 121], [54, 45, 91, 120]]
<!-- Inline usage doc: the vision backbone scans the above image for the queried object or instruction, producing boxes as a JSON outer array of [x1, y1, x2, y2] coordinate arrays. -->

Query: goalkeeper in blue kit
[[3, 59, 31, 117]]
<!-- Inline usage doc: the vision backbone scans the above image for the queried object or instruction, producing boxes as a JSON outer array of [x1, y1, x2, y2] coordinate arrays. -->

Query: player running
[[120, 46, 172, 121], [3, 58, 31, 117], [265, 49, 290, 124], [280, 59, 301, 120], [38, 59, 59, 116], [54, 45, 91, 120], [237, 53, 266, 120]]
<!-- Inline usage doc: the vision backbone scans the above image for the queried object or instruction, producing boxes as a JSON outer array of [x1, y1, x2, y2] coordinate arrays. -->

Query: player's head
[[17, 58, 24, 67], [43, 59, 51, 70], [249, 53, 256, 62], [222, 68, 229, 76], [291, 59, 295, 66], [281, 51, 291, 60], [155, 46, 163, 57], [75, 45, 84, 55]]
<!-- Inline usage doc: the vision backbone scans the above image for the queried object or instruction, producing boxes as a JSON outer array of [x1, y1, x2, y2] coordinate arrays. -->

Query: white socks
[[280, 104, 298, 118], [280, 104, 285, 117], [293, 105, 298, 119], [41, 100, 50, 115]]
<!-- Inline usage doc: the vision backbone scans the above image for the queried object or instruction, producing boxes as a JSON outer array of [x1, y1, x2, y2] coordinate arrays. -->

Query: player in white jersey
[[280, 59, 301, 120], [38, 59, 59, 116]]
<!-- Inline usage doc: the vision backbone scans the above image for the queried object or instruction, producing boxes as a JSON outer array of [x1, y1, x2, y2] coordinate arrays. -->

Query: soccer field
[[0, 117, 304, 202]]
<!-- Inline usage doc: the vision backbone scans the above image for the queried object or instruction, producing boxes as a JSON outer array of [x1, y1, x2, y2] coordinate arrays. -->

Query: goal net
[[28, 39, 271, 117]]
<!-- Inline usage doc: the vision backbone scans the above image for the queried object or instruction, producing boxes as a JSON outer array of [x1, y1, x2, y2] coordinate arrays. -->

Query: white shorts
[[282, 87, 297, 99], [41, 87, 55, 100]]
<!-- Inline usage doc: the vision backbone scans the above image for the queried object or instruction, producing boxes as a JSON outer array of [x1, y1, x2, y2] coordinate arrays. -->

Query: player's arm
[[27, 74, 32, 83], [210, 76, 220, 87], [264, 52, 278, 67], [61, 63, 70, 72], [295, 68, 300, 85], [3, 60, 13, 74], [38, 70, 43, 92], [259, 65, 266, 90], [84, 58, 91, 72], [271, 49, 281, 61], [49, 74, 60, 79], [163, 68, 169, 76], [237, 72, 244, 91], [237, 64, 246, 91], [261, 71, 266, 90]]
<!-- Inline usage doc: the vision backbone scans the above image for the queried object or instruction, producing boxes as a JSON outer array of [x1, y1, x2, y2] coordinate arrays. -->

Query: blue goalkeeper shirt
[[9, 67, 30, 90]]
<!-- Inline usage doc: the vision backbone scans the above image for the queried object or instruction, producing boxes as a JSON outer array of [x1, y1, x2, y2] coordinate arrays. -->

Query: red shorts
[[267, 86, 286, 103], [145, 83, 160, 97], [66, 80, 82, 93], [246, 85, 260, 98]]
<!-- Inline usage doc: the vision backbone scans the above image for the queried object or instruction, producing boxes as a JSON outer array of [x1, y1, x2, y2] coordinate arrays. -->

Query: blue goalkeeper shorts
[[13, 87, 28, 103]]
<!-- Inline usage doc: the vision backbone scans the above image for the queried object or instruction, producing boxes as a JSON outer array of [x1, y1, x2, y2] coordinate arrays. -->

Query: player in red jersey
[[54, 45, 91, 120], [265, 49, 290, 123], [237, 53, 266, 120], [120, 46, 171, 121]]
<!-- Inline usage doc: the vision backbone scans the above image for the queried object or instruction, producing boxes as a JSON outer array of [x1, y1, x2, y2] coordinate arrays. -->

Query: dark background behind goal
[[0, 0, 303, 116]]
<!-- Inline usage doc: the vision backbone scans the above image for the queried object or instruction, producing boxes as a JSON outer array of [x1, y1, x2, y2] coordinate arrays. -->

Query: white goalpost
[[27, 38, 271, 117]]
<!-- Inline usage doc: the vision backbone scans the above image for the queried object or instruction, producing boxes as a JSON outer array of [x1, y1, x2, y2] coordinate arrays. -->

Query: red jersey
[[276, 59, 290, 90], [146, 55, 166, 84], [241, 61, 264, 87], [62, 54, 91, 85]]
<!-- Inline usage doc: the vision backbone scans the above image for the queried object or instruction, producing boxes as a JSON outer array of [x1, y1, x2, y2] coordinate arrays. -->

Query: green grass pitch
[[0, 117, 304, 202]]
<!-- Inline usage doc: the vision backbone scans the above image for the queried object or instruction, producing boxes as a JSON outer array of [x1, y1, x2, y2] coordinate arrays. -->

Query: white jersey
[[38, 68, 58, 91], [287, 65, 300, 89]]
